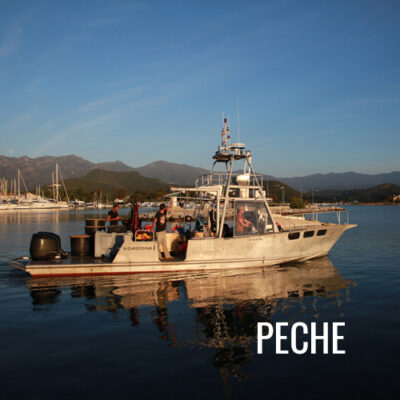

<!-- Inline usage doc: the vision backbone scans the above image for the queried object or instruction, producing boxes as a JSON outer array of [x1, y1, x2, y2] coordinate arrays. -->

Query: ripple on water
[[0, 207, 399, 398]]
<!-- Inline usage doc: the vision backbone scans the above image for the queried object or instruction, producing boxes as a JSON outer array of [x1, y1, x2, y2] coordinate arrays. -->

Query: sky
[[0, 0, 399, 177]]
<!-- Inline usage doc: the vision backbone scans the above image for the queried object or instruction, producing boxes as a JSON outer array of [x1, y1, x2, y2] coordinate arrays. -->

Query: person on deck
[[107, 204, 121, 226], [236, 206, 253, 235], [152, 200, 173, 260]]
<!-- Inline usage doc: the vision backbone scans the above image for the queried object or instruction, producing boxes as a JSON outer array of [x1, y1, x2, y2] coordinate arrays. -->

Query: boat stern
[[9, 257, 30, 273]]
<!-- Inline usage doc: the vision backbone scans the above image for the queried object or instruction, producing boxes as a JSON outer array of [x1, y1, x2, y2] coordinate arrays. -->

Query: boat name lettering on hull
[[123, 246, 154, 251]]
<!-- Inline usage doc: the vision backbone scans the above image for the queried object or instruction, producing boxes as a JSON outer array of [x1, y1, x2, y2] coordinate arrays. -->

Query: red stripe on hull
[[31, 269, 207, 278]]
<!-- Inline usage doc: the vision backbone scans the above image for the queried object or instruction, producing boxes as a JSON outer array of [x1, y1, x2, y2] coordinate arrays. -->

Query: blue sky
[[0, 0, 399, 177]]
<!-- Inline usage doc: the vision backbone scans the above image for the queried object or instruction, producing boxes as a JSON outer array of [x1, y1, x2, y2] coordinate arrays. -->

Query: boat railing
[[195, 172, 264, 188], [274, 209, 350, 233]]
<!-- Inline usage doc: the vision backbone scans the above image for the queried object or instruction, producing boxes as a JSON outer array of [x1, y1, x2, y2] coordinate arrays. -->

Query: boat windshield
[[234, 200, 274, 237]]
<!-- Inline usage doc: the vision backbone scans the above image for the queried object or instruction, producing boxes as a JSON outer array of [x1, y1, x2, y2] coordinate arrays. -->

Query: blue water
[[0, 206, 399, 399]]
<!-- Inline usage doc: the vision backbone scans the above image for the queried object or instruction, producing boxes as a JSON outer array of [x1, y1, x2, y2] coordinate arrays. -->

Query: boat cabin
[[233, 199, 275, 236]]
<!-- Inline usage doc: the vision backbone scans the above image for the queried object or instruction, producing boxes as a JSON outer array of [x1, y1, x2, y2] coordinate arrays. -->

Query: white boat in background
[[0, 200, 17, 210], [48, 163, 71, 208], [70, 199, 86, 208], [0, 164, 71, 210], [92, 192, 112, 209], [140, 202, 158, 209], [95, 201, 113, 209], [0, 198, 70, 210], [10, 118, 356, 277]]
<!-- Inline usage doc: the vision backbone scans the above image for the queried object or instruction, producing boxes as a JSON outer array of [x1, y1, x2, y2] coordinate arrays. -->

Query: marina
[[0, 164, 115, 211]]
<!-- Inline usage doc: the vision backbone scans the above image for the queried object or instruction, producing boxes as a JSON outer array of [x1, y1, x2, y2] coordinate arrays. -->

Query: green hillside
[[263, 180, 304, 207], [63, 169, 170, 201], [314, 183, 400, 203]]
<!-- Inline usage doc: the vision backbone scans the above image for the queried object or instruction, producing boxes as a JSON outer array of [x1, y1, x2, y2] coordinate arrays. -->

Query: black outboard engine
[[30, 232, 68, 261]]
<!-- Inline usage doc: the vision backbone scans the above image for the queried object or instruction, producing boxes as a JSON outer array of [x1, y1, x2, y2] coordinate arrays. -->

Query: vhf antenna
[[236, 100, 240, 142]]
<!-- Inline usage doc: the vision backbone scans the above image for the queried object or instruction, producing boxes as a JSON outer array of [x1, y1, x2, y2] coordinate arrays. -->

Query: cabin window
[[317, 229, 327, 236], [234, 201, 257, 236], [304, 230, 314, 238], [288, 232, 300, 240], [234, 200, 274, 237], [256, 201, 274, 234]]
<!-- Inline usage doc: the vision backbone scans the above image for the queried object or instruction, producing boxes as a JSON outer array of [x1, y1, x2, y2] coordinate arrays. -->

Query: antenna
[[221, 114, 230, 147], [236, 100, 240, 142]]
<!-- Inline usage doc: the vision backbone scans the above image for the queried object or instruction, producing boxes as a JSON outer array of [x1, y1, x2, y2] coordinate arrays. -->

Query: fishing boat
[[10, 119, 356, 277]]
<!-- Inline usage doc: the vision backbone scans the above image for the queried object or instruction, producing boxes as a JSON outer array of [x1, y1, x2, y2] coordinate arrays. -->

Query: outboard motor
[[30, 232, 68, 261]]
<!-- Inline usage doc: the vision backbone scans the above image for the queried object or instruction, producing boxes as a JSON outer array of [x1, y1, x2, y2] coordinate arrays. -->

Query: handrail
[[276, 210, 350, 233], [195, 172, 264, 188]]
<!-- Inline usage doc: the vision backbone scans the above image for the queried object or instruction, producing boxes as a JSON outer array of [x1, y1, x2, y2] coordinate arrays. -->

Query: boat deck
[[30, 255, 112, 266], [279, 206, 345, 215], [28, 253, 185, 267]]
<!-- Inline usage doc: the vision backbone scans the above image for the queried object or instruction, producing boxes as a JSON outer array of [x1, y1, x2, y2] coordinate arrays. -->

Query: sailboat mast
[[52, 172, 55, 202], [17, 170, 20, 197], [56, 163, 59, 202], [59, 169, 70, 203]]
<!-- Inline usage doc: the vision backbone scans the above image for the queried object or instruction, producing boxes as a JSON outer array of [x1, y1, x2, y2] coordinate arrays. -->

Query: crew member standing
[[236, 206, 253, 235], [152, 200, 173, 260], [107, 204, 121, 226]]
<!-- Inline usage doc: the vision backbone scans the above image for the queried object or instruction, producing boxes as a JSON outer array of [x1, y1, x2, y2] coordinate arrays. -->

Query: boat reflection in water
[[27, 257, 353, 382]]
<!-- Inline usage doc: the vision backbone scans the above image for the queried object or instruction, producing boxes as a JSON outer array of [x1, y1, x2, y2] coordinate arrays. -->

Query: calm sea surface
[[0, 206, 399, 399]]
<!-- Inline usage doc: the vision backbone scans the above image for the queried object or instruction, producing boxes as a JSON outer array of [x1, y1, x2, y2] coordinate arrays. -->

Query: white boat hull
[[15, 224, 355, 277]]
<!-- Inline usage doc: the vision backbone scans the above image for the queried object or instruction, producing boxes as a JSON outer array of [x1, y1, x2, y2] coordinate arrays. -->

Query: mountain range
[[1, 154, 399, 191], [0, 154, 207, 188], [275, 171, 400, 192], [314, 183, 400, 203], [64, 169, 170, 199]]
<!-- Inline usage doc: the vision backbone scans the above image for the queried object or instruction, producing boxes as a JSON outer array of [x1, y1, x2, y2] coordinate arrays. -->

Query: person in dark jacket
[[152, 200, 173, 259], [107, 204, 121, 226]]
